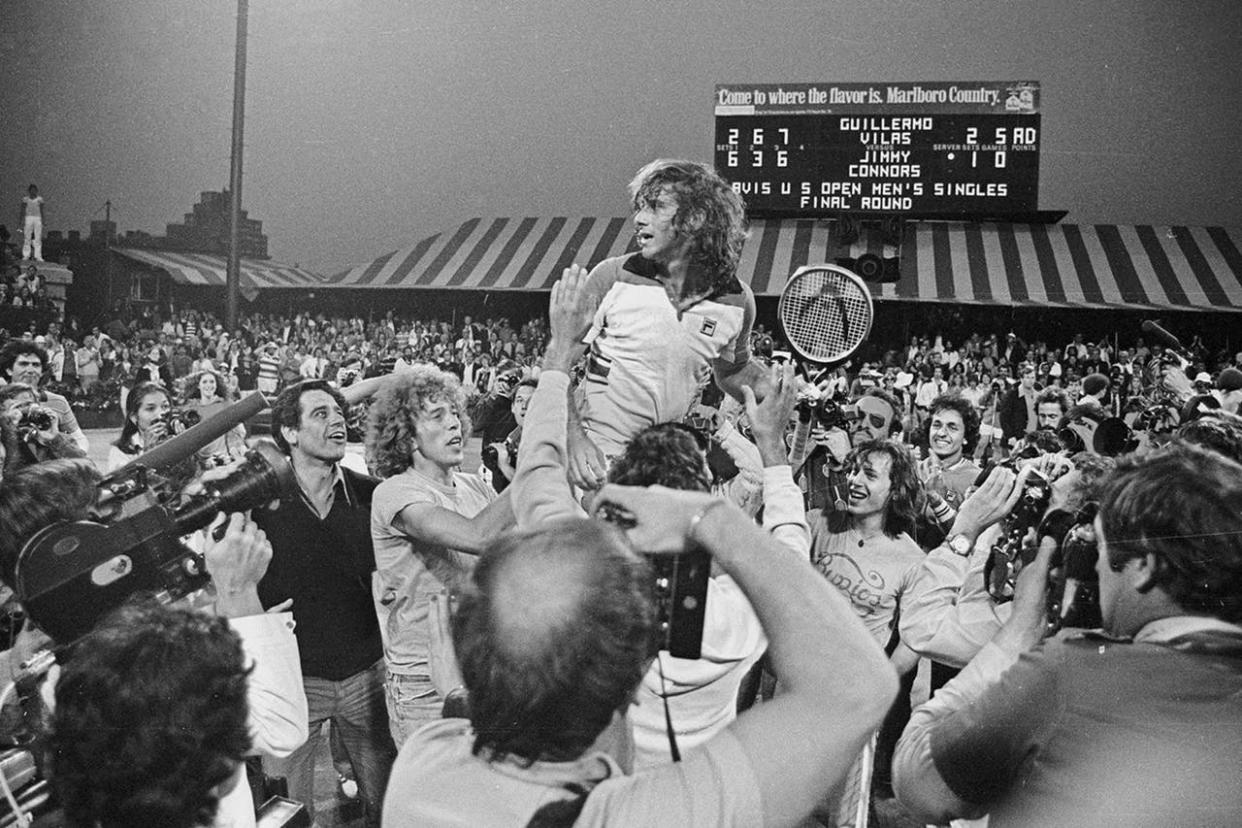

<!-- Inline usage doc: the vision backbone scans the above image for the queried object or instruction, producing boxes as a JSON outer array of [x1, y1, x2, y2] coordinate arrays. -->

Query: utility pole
[[225, 0, 248, 330], [104, 199, 113, 314]]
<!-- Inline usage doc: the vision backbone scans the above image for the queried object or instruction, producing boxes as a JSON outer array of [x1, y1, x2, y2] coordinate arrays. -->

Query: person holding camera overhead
[[894, 445, 1242, 827]]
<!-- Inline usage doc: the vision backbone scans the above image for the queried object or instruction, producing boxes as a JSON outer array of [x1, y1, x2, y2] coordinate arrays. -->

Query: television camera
[[12, 394, 295, 645]]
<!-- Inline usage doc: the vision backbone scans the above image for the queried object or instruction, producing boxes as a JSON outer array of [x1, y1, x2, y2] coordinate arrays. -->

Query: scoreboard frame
[[714, 81, 1041, 218]]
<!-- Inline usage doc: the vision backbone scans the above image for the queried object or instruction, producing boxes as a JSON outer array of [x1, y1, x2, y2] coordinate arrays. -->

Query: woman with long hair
[[107, 381, 174, 472], [182, 369, 246, 466]]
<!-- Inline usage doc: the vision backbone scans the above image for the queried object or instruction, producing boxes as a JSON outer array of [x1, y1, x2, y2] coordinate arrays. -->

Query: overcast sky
[[3, 0, 1240, 275]]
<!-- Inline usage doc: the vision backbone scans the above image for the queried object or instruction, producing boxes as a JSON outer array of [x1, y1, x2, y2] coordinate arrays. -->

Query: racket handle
[[789, 415, 813, 472]]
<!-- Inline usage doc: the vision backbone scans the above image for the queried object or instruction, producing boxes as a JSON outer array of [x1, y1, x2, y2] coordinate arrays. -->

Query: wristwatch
[[946, 533, 973, 556]]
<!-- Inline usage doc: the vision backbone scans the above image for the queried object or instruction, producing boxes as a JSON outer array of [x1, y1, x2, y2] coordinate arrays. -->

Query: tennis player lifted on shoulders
[[565, 159, 774, 489]]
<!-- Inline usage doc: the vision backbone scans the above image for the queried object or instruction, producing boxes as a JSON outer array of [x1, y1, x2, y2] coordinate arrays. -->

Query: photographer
[[0, 459, 308, 828], [0, 341, 89, 454], [899, 451, 1109, 670], [0, 382, 87, 469], [385, 493, 893, 824], [795, 384, 904, 512], [894, 445, 1242, 827], [482, 377, 535, 493]]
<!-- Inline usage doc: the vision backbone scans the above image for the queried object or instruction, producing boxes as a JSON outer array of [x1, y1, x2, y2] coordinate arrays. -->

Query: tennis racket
[[777, 264, 873, 366], [780, 265, 874, 484]]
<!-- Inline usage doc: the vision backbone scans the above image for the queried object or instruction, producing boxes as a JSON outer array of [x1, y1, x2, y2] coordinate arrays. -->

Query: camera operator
[[0, 382, 87, 468], [899, 450, 1111, 670], [796, 384, 904, 512], [0, 341, 89, 454], [505, 269, 810, 770], [482, 377, 535, 493], [0, 459, 308, 828], [894, 444, 1242, 827]]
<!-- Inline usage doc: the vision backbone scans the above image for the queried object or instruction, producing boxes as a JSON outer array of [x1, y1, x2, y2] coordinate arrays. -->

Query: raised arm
[[596, 486, 897, 828], [510, 265, 598, 526]]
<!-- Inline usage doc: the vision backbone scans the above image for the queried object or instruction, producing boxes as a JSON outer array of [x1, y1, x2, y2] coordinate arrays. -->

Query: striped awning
[[113, 248, 325, 298], [334, 217, 1242, 313]]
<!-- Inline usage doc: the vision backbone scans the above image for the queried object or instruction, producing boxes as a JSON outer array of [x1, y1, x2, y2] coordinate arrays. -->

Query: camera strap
[[656, 654, 682, 763]]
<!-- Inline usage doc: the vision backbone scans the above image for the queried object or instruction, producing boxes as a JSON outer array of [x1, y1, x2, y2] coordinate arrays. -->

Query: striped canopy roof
[[113, 248, 325, 297], [328, 217, 1242, 313]]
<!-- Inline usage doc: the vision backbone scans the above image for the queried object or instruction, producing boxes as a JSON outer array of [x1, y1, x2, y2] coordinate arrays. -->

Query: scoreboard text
[[713, 81, 1041, 216]]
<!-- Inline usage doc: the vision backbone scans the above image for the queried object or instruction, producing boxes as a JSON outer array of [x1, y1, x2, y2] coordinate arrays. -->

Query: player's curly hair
[[629, 159, 748, 290], [367, 364, 470, 479], [49, 599, 252, 828], [607, 422, 712, 493]]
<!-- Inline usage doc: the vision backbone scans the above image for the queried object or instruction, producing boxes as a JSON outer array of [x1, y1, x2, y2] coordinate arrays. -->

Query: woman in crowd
[[183, 369, 247, 466], [107, 380, 175, 472]]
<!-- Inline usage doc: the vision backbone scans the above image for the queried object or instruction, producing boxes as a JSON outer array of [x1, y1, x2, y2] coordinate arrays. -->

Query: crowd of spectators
[[2, 279, 1242, 826]]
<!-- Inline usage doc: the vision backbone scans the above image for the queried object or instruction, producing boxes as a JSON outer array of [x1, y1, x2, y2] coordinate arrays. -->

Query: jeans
[[385, 670, 443, 748], [265, 660, 396, 828]]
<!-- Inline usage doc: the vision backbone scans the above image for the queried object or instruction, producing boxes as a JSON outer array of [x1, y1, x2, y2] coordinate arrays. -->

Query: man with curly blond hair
[[366, 364, 515, 745]]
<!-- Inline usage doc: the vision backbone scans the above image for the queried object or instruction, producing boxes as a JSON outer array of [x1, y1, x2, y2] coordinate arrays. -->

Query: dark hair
[[0, 458, 101, 586], [0, 381, 38, 407], [860, 387, 905, 436], [453, 519, 654, 764], [927, 392, 981, 455], [270, 379, 348, 455], [50, 599, 252, 828], [1035, 386, 1071, 417], [0, 340, 49, 379], [1099, 444, 1242, 623], [629, 159, 748, 289], [1175, 410, 1242, 465], [115, 381, 170, 455], [607, 422, 711, 492], [827, 439, 924, 538]]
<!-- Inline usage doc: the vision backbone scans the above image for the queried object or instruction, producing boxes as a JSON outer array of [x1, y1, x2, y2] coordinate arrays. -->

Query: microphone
[[1140, 320, 1190, 357], [113, 391, 269, 476]]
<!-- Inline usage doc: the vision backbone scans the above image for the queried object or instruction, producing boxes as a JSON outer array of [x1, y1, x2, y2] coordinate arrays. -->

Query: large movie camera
[[13, 394, 295, 645], [980, 452, 1103, 631], [594, 501, 711, 661], [1042, 503, 1102, 633]]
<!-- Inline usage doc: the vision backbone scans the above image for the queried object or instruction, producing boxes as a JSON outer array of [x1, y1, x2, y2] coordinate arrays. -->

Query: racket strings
[[779, 268, 872, 363]]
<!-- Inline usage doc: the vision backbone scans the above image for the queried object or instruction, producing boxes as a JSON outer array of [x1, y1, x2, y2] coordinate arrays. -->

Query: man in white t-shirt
[[366, 365, 515, 746]]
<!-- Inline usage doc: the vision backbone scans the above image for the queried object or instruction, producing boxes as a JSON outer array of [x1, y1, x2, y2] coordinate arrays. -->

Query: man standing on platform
[[256, 379, 396, 828], [18, 184, 44, 262]]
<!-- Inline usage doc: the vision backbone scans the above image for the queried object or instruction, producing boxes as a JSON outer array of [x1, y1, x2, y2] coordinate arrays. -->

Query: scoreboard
[[714, 81, 1040, 216]]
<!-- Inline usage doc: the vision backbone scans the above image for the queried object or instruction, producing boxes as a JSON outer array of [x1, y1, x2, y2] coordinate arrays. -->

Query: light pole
[[225, 0, 248, 330]]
